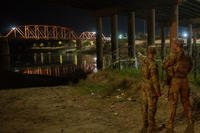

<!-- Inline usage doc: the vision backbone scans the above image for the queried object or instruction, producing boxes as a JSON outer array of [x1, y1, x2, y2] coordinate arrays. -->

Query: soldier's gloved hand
[[156, 90, 161, 97], [137, 52, 142, 57], [157, 92, 161, 97]]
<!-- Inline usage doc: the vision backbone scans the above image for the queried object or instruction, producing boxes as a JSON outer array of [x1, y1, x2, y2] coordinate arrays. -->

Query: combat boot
[[140, 127, 147, 133], [147, 125, 164, 133], [140, 121, 148, 133], [187, 114, 194, 126]]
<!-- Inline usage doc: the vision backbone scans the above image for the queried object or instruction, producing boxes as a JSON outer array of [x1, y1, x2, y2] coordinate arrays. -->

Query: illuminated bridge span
[[79, 31, 106, 41], [79, 31, 96, 40], [6, 25, 78, 40]]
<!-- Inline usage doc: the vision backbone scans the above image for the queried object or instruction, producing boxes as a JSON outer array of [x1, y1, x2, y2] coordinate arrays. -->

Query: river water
[[10, 50, 97, 77]]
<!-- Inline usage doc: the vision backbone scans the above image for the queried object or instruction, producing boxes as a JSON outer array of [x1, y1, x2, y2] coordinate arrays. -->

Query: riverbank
[[0, 70, 88, 89], [0, 70, 200, 133]]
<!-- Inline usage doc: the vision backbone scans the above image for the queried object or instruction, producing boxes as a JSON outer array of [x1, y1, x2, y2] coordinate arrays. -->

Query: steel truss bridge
[[3, 25, 106, 41]]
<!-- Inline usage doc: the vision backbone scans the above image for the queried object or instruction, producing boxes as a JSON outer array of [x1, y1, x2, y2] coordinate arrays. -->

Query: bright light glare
[[92, 32, 96, 34], [58, 41, 62, 45], [118, 34, 123, 39], [182, 32, 188, 38], [12, 27, 16, 30]]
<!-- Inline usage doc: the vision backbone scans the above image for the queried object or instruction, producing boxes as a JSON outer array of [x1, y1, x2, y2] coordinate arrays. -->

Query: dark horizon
[[0, 1, 188, 37], [0, 1, 146, 36]]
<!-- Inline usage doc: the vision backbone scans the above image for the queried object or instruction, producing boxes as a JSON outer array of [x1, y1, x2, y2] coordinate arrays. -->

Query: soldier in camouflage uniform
[[139, 46, 161, 133], [162, 38, 193, 129]]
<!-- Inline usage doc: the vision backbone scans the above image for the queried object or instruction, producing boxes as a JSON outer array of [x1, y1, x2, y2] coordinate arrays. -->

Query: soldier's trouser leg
[[180, 85, 192, 124], [147, 97, 158, 133], [142, 96, 148, 128], [167, 91, 178, 128], [166, 78, 180, 128]]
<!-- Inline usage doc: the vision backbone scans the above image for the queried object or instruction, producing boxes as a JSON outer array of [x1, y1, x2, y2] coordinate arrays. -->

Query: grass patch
[[74, 68, 141, 96], [189, 73, 200, 86], [73, 64, 199, 97]]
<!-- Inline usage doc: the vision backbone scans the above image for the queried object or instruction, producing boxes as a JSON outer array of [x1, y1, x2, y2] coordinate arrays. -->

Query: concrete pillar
[[77, 53, 83, 68], [76, 39, 82, 50], [147, 9, 155, 46], [96, 16, 103, 69], [111, 14, 119, 66], [170, 4, 179, 48], [128, 12, 135, 58], [193, 31, 197, 80], [0, 38, 10, 72], [187, 24, 193, 56], [160, 24, 166, 60], [160, 24, 166, 80]]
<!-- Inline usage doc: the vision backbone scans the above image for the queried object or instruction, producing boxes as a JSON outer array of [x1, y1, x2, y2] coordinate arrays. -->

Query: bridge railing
[[2, 25, 109, 42], [6, 25, 78, 40]]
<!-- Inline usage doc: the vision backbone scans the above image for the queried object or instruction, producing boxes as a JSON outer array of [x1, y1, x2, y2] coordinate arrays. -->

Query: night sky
[[0, 0, 147, 36], [0, 1, 186, 36]]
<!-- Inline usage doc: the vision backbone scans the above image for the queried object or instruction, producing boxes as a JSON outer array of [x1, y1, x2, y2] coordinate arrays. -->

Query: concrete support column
[[76, 39, 82, 50], [160, 24, 166, 60], [128, 12, 135, 58], [111, 14, 119, 66], [160, 24, 166, 80], [0, 38, 10, 72], [193, 31, 197, 80], [96, 16, 103, 70], [170, 4, 179, 48], [147, 8, 155, 46], [187, 24, 193, 56]]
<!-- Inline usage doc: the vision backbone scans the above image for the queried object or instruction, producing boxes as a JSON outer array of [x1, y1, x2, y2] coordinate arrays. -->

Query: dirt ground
[[0, 84, 200, 133]]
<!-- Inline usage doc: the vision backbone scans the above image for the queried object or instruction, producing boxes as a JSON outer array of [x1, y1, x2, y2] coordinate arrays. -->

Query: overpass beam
[[111, 14, 119, 67], [147, 8, 155, 46], [193, 31, 197, 80], [96, 16, 103, 70], [170, 4, 179, 48], [160, 24, 166, 60], [128, 12, 135, 58]]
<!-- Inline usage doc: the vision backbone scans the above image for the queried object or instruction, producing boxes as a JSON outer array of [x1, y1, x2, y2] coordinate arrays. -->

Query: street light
[[118, 34, 123, 39], [182, 32, 188, 38]]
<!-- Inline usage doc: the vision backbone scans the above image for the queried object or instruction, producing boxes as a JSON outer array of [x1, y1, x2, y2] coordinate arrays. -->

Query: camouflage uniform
[[163, 49, 193, 128], [139, 48, 161, 132]]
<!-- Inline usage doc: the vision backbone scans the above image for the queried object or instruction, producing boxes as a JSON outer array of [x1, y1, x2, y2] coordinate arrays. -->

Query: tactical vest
[[174, 52, 192, 77], [141, 58, 151, 80]]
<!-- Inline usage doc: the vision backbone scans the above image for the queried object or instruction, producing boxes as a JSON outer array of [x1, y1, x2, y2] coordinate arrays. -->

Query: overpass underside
[[52, 0, 200, 69], [1, 0, 200, 70]]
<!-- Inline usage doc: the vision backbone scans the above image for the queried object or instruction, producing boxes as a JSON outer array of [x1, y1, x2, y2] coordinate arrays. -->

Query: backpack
[[174, 53, 192, 75]]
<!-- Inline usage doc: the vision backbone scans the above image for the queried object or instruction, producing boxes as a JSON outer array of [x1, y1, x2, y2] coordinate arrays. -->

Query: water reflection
[[10, 51, 97, 77], [19, 64, 95, 77]]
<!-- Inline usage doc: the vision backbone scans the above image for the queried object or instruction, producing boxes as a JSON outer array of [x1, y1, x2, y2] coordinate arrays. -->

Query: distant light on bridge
[[12, 27, 16, 30], [58, 41, 62, 45]]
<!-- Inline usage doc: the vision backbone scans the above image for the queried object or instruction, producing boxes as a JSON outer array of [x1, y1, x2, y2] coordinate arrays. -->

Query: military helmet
[[147, 46, 157, 55]]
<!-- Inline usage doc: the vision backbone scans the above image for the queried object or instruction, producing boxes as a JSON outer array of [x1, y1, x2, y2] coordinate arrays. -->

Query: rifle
[[166, 72, 172, 86]]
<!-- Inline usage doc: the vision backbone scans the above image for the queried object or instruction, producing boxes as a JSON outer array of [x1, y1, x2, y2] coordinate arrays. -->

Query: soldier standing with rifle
[[162, 38, 193, 129], [138, 46, 161, 133]]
